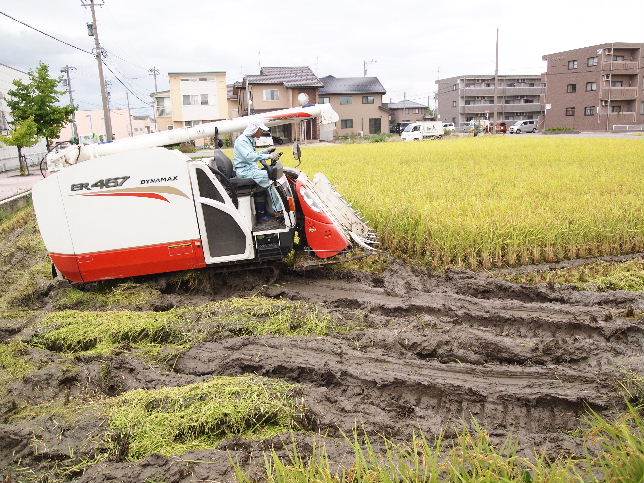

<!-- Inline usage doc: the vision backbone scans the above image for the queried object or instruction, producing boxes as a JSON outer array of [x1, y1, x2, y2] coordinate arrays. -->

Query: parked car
[[509, 120, 537, 134], [442, 122, 455, 133], [390, 122, 412, 134], [401, 121, 445, 141]]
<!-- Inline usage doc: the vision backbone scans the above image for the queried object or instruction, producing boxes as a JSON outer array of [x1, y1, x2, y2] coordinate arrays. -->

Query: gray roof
[[386, 100, 427, 109], [244, 66, 323, 88], [319, 75, 386, 95]]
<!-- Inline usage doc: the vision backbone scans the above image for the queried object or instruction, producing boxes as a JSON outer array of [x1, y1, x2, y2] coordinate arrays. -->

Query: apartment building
[[152, 71, 228, 142], [542, 43, 644, 131], [318, 75, 388, 137], [234, 66, 323, 142], [436, 75, 545, 128]]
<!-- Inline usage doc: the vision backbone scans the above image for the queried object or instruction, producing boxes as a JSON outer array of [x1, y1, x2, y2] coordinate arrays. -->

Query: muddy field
[[1, 233, 643, 482]]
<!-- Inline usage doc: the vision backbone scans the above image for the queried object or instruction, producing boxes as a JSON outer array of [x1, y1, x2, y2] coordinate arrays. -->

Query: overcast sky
[[2, 0, 643, 114]]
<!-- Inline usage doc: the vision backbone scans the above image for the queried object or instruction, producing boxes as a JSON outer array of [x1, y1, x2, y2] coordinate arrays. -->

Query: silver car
[[509, 120, 537, 134]]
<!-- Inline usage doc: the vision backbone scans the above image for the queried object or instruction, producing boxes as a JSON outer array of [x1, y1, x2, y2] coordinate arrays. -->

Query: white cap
[[243, 118, 270, 136]]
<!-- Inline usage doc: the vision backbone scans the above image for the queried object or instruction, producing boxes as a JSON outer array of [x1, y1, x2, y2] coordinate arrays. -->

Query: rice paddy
[[292, 136, 644, 269]]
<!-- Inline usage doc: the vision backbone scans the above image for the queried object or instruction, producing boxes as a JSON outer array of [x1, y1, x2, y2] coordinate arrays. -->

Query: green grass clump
[[239, 406, 644, 483], [30, 297, 337, 359], [0, 340, 34, 394], [0, 206, 51, 309], [285, 137, 644, 270], [53, 283, 163, 311], [33, 310, 186, 356], [505, 259, 644, 291], [109, 375, 300, 460], [192, 297, 335, 336]]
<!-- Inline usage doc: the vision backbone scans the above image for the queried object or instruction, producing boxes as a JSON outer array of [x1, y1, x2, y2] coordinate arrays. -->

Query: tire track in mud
[[174, 265, 643, 452]]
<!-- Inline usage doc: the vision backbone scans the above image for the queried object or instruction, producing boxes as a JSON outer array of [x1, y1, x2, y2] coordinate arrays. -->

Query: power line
[[101, 61, 150, 105], [0, 10, 92, 55], [0, 61, 28, 75]]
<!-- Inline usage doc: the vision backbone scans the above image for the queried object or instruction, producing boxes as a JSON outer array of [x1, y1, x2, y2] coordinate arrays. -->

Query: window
[[198, 77, 208, 81], [587, 57, 598, 67], [611, 105, 622, 113], [362, 95, 375, 104], [263, 89, 279, 101], [452, 84, 457, 91], [528, 82, 535, 87], [611, 80, 624, 87], [167, 126, 173, 130], [185, 120, 192, 127], [586, 82, 597, 92], [566, 84, 577, 93], [584, 106, 596, 116], [641, 101, 644, 115], [413, 108, 420, 114], [452, 100, 457, 107], [369, 118, 382, 134], [200, 94, 209, 105], [340, 119, 353, 129], [340, 96, 352, 105], [568, 60, 578, 69], [319, 96, 330, 104], [613, 55, 624, 61], [565, 107, 575, 116], [182, 95, 199, 105]]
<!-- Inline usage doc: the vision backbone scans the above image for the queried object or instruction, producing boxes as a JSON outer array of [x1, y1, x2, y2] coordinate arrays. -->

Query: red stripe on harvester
[[82, 192, 169, 202], [50, 239, 206, 283]]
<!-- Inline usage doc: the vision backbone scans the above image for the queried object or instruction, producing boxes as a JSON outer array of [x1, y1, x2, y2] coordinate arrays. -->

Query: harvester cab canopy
[[33, 103, 377, 283]]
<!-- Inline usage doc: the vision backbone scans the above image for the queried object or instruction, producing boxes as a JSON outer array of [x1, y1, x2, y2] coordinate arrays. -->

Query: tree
[[6, 63, 76, 151], [0, 118, 39, 176]]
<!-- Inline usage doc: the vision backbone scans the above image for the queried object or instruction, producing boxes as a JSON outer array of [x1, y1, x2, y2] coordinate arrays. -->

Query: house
[[542, 43, 644, 131], [318, 75, 389, 137], [234, 66, 323, 142], [436, 74, 545, 129], [227, 84, 239, 119], [152, 71, 228, 145], [386, 100, 428, 126]]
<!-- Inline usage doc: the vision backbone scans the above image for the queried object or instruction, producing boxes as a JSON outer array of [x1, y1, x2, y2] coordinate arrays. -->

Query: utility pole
[[363, 59, 377, 77], [493, 27, 499, 131], [83, 0, 113, 141], [149, 66, 159, 130], [126, 91, 133, 137], [60, 65, 78, 141]]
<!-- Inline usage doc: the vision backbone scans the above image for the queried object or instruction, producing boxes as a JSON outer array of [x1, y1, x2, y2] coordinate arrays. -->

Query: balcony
[[460, 104, 495, 114], [462, 87, 495, 96], [462, 86, 544, 97], [500, 103, 544, 113], [600, 87, 639, 101], [501, 86, 545, 96], [601, 60, 640, 72], [460, 103, 544, 114]]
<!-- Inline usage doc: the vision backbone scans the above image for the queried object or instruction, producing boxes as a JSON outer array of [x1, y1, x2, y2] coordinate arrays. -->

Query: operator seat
[[210, 149, 263, 197]]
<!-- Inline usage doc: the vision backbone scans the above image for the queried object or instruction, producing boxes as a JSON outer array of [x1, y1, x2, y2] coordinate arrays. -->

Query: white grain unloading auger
[[32, 103, 377, 283]]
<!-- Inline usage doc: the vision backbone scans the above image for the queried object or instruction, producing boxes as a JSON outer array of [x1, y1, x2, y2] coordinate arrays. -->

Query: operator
[[232, 119, 284, 223]]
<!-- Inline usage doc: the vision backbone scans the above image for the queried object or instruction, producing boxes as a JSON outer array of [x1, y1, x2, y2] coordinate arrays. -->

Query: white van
[[509, 120, 537, 134], [401, 121, 445, 141], [442, 122, 455, 133]]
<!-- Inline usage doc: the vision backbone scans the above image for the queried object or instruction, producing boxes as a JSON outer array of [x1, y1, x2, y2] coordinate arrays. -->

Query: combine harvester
[[32, 102, 377, 283]]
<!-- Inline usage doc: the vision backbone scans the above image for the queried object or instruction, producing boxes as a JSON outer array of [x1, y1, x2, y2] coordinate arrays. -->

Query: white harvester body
[[32, 104, 377, 283]]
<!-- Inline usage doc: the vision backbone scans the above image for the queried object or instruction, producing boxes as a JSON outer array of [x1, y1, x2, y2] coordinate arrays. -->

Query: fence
[[612, 124, 644, 132], [0, 144, 48, 173]]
